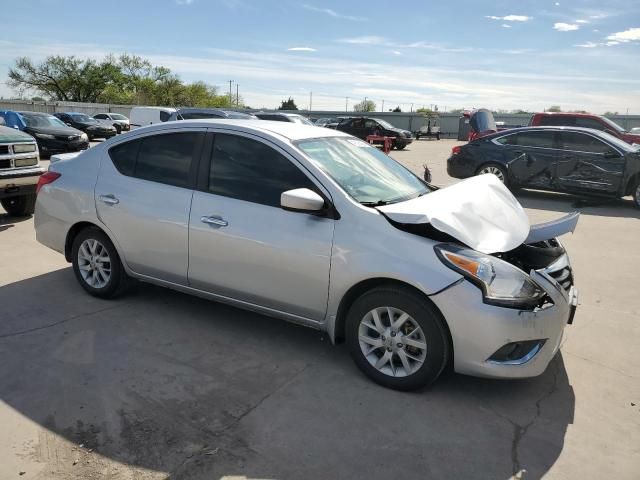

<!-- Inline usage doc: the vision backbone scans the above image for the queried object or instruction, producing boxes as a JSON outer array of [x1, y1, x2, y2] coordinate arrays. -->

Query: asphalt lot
[[1, 138, 639, 480]]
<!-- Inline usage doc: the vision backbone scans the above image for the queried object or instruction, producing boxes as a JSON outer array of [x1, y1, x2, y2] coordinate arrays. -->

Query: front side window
[[209, 134, 315, 207], [575, 118, 604, 131], [108, 132, 203, 188], [296, 137, 429, 205], [560, 132, 614, 154]]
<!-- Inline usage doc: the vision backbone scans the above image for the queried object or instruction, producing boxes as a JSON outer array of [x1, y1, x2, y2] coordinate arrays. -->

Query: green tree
[[278, 97, 298, 110], [353, 99, 376, 112], [546, 105, 562, 112], [448, 108, 464, 114], [392, 106, 402, 112], [416, 107, 436, 116], [603, 111, 619, 116]]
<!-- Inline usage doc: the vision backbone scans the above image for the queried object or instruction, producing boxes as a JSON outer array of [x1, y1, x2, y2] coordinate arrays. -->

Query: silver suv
[[35, 120, 579, 390]]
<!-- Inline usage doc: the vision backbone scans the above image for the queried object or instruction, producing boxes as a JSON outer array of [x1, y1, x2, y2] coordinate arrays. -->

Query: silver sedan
[[34, 120, 579, 390]]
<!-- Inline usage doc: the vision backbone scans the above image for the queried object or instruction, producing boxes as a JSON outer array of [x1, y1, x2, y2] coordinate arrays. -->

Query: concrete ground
[[0, 139, 638, 480]]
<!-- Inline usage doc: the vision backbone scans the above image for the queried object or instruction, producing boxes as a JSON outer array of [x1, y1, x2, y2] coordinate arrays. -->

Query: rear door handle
[[201, 215, 228, 227], [99, 194, 119, 205]]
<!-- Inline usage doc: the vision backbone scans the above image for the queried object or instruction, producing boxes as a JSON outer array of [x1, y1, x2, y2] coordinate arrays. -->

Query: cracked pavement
[[1, 141, 639, 479]]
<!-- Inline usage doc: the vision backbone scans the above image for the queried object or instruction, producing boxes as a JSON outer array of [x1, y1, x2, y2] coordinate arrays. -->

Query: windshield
[[20, 114, 68, 128], [290, 115, 314, 125], [601, 116, 625, 133], [70, 114, 96, 123], [374, 119, 395, 129], [110, 113, 127, 120], [296, 137, 429, 205]]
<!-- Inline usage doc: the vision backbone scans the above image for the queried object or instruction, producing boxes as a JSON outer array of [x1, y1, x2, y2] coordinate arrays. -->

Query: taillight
[[451, 146, 462, 155], [36, 171, 61, 194]]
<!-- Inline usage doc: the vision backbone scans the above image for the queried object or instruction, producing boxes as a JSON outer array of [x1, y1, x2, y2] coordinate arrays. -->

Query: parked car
[[54, 112, 117, 140], [336, 117, 413, 150], [0, 111, 89, 158], [93, 113, 130, 134], [315, 117, 339, 127], [447, 126, 640, 207], [0, 123, 43, 216], [167, 108, 258, 121], [529, 112, 640, 145], [254, 112, 314, 125], [35, 120, 579, 390], [129, 106, 177, 129]]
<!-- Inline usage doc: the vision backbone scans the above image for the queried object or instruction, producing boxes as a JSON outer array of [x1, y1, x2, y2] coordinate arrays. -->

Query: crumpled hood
[[377, 174, 530, 254]]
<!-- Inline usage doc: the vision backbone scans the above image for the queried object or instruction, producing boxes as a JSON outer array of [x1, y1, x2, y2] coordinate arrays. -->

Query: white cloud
[[502, 24, 512, 28], [606, 41, 620, 46], [287, 47, 316, 52], [607, 27, 640, 43], [392, 50, 402, 55], [555, 2, 560, 5], [303, 4, 367, 22], [576, 19, 589, 24], [575, 41, 598, 48], [486, 15, 532, 22], [176, 0, 193, 4], [554, 23, 579, 31], [339, 35, 387, 45]]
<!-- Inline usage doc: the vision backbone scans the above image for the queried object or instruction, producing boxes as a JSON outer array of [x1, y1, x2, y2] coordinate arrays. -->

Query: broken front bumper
[[430, 269, 577, 379]]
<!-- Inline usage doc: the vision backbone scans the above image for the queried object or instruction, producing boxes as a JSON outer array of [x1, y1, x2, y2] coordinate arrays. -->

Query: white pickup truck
[[0, 125, 44, 216]]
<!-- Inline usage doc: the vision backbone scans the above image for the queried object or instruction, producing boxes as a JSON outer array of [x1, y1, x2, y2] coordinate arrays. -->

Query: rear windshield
[[70, 114, 96, 123], [111, 114, 127, 120]]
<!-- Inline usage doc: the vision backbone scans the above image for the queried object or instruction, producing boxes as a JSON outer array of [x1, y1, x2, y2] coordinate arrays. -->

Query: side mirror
[[281, 188, 325, 213]]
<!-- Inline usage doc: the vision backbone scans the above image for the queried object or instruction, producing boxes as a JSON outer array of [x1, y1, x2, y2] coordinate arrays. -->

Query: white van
[[129, 106, 177, 130]]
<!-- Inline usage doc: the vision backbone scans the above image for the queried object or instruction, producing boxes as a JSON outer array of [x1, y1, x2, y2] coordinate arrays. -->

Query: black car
[[0, 111, 89, 158], [167, 108, 258, 121], [54, 112, 116, 140], [254, 112, 314, 125], [336, 117, 413, 150], [447, 126, 640, 207]]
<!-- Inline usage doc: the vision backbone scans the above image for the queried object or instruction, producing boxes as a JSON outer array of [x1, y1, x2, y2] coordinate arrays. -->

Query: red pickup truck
[[529, 112, 640, 145]]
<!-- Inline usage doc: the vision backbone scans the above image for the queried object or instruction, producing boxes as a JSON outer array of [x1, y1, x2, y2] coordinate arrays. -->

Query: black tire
[[633, 179, 640, 209], [71, 227, 128, 298], [394, 141, 407, 150], [114, 124, 121, 134], [346, 286, 450, 391], [1, 194, 37, 216], [476, 162, 509, 187]]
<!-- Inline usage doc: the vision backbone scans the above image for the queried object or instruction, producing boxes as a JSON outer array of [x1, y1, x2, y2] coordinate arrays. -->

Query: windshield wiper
[[360, 200, 393, 207]]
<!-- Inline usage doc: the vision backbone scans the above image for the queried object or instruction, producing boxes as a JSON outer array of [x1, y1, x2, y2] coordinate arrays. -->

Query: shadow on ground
[[0, 269, 575, 479], [515, 189, 640, 219]]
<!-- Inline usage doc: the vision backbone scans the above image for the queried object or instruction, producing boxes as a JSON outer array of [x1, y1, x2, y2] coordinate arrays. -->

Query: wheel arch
[[64, 221, 124, 265], [332, 278, 453, 357], [625, 171, 640, 196]]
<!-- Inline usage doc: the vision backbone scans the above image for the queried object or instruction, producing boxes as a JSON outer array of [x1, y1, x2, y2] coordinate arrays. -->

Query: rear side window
[[496, 131, 555, 148], [209, 134, 315, 207], [159, 111, 172, 122], [108, 132, 203, 188], [559, 132, 614, 154], [575, 117, 604, 131]]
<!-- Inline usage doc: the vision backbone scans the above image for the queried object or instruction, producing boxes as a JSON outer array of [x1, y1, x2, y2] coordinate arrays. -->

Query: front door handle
[[201, 215, 228, 227], [99, 194, 119, 205]]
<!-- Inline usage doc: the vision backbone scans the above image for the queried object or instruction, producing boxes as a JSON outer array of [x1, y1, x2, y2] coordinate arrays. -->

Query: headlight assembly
[[35, 133, 55, 139], [435, 244, 545, 308]]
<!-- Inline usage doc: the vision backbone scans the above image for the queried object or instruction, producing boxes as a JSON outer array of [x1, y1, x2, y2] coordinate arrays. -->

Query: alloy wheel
[[478, 165, 505, 183], [358, 306, 427, 377], [77, 238, 111, 289]]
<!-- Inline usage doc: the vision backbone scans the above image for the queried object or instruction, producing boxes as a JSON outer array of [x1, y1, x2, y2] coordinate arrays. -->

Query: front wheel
[[114, 124, 122, 134], [476, 163, 508, 186], [1, 194, 37, 216], [346, 286, 449, 391], [394, 141, 407, 150], [71, 227, 128, 298]]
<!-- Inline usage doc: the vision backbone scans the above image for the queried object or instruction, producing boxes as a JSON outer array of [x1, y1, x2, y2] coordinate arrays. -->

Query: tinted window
[[180, 112, 224, 119], [159, 111, 172, 122], [364, 119, 377, 129], [560, 132, 614, 154], [497, 131, 555, 148], [209, 134, 315, 207], [539, 116, 575, 127], [575, 118, 604, 130], [135, 133, 202, 187], [109, 139, 141, 176], [94, 114, 107, 119]]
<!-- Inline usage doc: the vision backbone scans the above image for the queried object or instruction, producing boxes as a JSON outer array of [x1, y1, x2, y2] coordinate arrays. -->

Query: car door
[[188, 131, 335, 321], [555, 131, 626, 193], [95, 129, 205, 284], [497, 131, 558, 188]]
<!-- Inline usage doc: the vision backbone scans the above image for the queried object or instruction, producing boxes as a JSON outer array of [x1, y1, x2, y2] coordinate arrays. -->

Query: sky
[[1, 0, 639, 113]]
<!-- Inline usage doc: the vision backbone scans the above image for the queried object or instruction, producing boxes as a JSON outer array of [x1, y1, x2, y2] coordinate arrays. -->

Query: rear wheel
[[346, 286, 449, 391], [394, 141, 407, 150], [476, 163, 508, 185], [71, 227, 128, 298], [114, 124, 122, 134], [1, 194, 36, 216]]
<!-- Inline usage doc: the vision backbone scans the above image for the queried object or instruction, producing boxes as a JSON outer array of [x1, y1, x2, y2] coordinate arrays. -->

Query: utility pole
[[345, 97, 349, 112], [381, 100, 385, 112], [228, 80, 234, 104], [364, 97, 367, 112], [411, 103, 414, 112], [236, 84, 239, 107], [309, 92, 312, 111]]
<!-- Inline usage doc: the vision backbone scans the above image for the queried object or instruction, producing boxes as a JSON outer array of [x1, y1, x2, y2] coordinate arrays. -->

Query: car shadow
[[0, 269, 575, 479], [515, 189, 640, 219], [0, 213, 32, 227]]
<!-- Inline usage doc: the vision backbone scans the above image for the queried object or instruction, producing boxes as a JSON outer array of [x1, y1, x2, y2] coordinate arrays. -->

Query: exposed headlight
[[35, 133, 55, 139], [435, 244, 545, 308], [80, 133, 88, 141], [13, 143, 37, 153]]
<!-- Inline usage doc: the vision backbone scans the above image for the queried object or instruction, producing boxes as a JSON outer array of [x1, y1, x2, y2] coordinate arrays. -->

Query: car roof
[[60, 112, 89, 115], [17, 111, 52, 116], [534, 112, 597, 118], [133, 119, 352, 141]]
